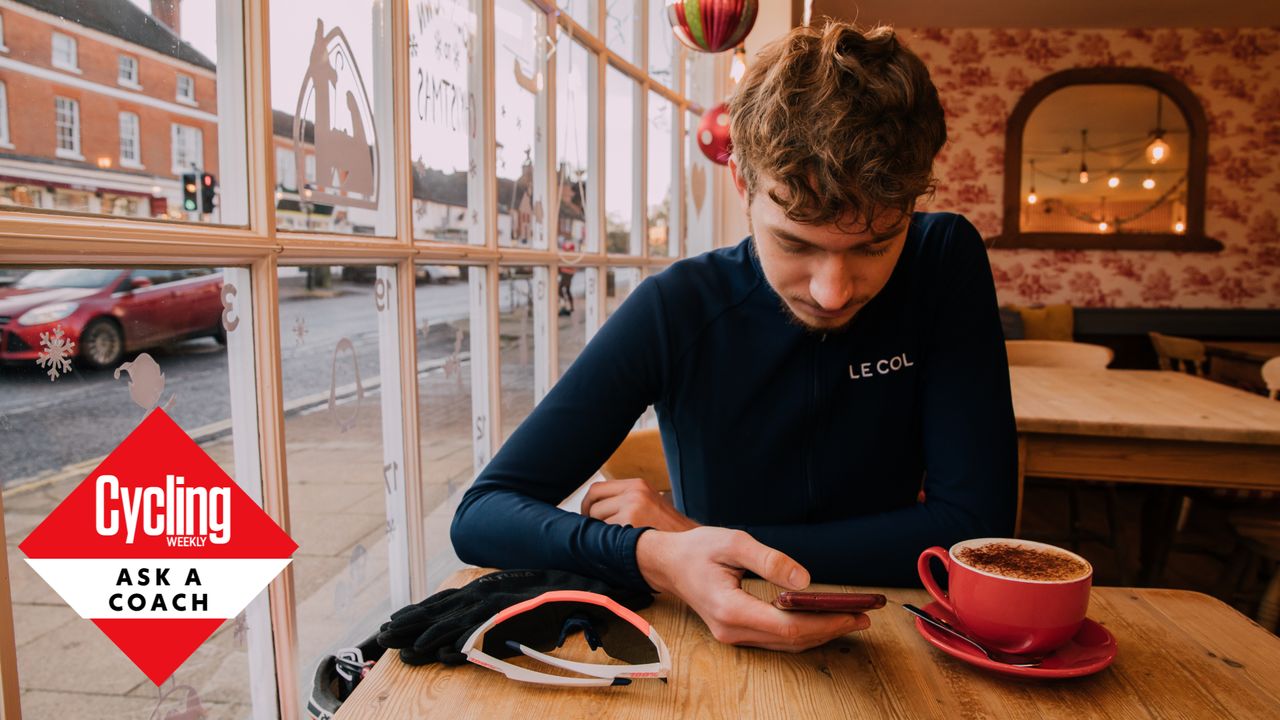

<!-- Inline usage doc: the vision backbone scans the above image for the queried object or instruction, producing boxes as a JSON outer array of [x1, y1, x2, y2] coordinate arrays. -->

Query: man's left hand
[[581, 478, 700, 532]]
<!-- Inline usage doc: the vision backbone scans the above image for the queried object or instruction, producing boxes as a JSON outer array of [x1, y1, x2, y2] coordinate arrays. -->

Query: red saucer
[[911, 601, 1117, 679]]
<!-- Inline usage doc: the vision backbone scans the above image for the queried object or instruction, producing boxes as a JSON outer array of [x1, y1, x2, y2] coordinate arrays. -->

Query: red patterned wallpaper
[[903, 28, 1280, 309]]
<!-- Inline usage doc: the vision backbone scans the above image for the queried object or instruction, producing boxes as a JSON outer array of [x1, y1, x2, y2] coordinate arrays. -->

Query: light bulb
[[1107, 176, 1120, 188], [1142, 177, 1156, 190], [1079, 170, 1089, 184], [1098, 221, 1108, 232], [1146, 136, 1170, 164], [1174, 220, 1186, 233], [1027, 192, 1038, 205]]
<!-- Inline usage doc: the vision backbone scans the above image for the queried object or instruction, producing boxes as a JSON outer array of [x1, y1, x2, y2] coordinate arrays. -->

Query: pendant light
[[1027, 159, 1038, 204], [1146, 93, 1170, 165], [1078, 129, 1089, 184]]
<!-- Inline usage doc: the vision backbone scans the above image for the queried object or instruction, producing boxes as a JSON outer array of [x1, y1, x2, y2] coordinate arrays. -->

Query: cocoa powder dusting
[[956, 543, 1089, 582]]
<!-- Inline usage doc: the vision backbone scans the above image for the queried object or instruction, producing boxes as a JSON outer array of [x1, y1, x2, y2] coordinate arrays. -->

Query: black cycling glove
[[377, 568, 654, 666]]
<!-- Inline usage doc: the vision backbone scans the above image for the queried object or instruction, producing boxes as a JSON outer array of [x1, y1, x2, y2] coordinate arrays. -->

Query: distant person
[[558, 238, 577, 317]]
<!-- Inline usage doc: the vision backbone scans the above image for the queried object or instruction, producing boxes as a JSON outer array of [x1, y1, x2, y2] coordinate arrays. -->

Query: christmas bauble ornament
[[667, 0, 758, 54], [696, 102, 732, 165]]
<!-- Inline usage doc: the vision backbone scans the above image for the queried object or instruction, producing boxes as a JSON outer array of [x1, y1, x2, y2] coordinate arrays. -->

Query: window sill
[[55, 149, 85, 161], [0, 141, 13, 150], [52, 63, 82, 75], [118, 80, 143, 91], [175, 96, 198, 107], [120, 160, 144, 170]]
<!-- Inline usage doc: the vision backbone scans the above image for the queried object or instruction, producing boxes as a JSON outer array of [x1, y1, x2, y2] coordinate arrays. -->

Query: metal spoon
[[902, 604, 1045, 668]]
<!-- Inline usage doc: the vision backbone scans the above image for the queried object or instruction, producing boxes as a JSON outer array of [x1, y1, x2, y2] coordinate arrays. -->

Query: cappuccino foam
[[956, 542, 1089, 582]]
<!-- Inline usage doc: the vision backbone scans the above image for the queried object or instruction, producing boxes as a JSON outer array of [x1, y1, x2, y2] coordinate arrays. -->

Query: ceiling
[[810, 0, 1280, 28]]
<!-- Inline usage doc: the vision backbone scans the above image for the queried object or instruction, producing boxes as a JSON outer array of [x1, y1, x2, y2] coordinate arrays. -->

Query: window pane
[[648, 0, 675, 87], [279, 265, 394, 710], [498, 266, 537, 440], [685, 45, 715, 109], [605, 66, 636, 255], [557, 265, 588, 375], [685, 110, 715, 255], [647, 92, 674, 258], [414, 264, 476, 592], [560, 0, 595, 34], [556, 36, 591, 255], [0, 2, 248, 224], [271, 0, 395, 235], [1, 265, 269, 718], [410, 0, 482, 244], [606, 266, 641, 317], [605, 0, 638, 66], [495, 0, 547, 249]]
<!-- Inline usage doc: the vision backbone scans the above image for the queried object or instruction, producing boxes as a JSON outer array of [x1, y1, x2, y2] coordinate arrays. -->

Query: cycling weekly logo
[[294, 19, 380, 209]]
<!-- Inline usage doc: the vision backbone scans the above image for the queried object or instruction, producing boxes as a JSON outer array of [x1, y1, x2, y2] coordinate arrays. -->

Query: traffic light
[[182, 172, 198, 212], [200, 172, 217, 213]]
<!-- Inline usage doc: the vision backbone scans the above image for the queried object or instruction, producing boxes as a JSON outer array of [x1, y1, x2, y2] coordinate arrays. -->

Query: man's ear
[[727, 156, 751, 214]]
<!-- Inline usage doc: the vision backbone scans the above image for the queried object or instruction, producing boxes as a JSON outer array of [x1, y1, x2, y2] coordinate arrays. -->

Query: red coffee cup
[[917, 538, 1092, 656]]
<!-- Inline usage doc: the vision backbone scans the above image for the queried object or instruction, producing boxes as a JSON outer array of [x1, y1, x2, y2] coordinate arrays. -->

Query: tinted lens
[[479, 601, 658, 664]]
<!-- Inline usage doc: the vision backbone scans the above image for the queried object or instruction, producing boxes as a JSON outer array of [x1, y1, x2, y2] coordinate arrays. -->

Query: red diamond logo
[[20, 409, 297, 685]]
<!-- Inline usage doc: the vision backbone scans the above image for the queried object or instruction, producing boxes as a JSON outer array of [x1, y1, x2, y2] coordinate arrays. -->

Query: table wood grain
[[1010, 368, 1280, 446], [336, 568, 1280, 719]]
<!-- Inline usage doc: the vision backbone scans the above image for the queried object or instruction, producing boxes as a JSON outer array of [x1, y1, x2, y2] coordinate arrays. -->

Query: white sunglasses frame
[[458, 589, 672, 687]]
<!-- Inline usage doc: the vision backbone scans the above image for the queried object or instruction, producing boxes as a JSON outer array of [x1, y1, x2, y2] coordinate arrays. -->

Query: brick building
[[0, 0, 218, 220]]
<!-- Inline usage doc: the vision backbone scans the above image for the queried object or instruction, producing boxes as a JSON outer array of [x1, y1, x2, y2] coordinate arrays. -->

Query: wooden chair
[[600, 427, 670, 493], [1007, 341, 1128, 581], [1262, 356, 1280, 400], [1148, 331, 1207, 375], [1006, 340, 1113, 369]]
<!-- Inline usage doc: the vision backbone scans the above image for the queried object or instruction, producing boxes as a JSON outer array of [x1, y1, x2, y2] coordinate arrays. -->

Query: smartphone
[[773, 591, 887, 613]]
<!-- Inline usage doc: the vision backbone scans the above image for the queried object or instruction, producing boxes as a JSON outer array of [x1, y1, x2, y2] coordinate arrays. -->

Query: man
[[451, 21, 1017, 653]]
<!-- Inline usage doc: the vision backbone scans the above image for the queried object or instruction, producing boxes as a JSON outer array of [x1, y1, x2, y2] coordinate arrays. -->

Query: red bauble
[[696, 102, 732, 165], [667, 0, 759, 54]]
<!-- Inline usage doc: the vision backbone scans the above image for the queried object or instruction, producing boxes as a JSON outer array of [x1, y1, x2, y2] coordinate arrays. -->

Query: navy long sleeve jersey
[[450, 212, 1018, 593]]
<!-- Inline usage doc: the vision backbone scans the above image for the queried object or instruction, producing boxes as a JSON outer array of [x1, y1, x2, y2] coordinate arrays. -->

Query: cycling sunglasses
[[458, 590, 671, 686]]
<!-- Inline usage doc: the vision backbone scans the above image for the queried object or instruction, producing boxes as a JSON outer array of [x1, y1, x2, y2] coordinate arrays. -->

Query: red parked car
[[0, 268, 225, 370]]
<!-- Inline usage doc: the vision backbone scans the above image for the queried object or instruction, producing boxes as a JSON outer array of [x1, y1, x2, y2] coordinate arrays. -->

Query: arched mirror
[[993, 68, 1221, 252]]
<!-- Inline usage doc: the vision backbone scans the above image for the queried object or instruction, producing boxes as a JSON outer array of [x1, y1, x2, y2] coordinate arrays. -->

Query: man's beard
[[749, 237, 864, 335]]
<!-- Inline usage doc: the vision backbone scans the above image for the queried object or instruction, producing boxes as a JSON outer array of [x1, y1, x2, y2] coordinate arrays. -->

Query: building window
[[119, 112, 140, 166], [51, 32, 77, 71], [0, 82, 10, 147], [275, 147, 297, 190], [171, 123, 203, 173], [176, 73, 195, 103], [304, 154, 316, 184], [118, 55, 140, 86], [54, 96, 80, 158]]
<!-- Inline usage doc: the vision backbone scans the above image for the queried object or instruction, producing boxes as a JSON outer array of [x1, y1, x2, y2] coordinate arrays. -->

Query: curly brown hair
[[729, 21, 947, 233]]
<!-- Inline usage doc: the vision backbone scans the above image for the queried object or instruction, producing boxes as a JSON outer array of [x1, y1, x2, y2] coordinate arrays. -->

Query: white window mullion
[[468, 267, 494, 470], [374, 266, 411, 609]]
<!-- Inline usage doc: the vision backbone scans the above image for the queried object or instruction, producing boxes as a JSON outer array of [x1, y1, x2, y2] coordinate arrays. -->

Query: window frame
[[0, 81, 10, 148], [176, 72, 196, 104], [53, 95, 81, 159], [170, 122, 204, 174], [0, 2, 726, 719], [117, 54, 141, 87], [118, 110, 141, 167]]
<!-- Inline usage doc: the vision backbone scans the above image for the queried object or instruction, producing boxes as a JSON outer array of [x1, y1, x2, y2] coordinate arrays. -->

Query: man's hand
[[636, 527, 870, 652], [581, 478, 700, 532]]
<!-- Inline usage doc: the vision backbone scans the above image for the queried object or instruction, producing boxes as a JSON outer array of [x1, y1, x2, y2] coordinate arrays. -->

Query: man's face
[[730, 160, 911, 333]]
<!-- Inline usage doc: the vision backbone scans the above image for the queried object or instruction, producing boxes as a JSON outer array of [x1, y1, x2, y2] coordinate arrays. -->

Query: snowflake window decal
[[36, 326, 75, 381]]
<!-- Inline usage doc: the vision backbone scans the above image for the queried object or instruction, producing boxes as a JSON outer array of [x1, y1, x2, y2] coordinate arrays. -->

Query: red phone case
[[773, 591, 887, 612]]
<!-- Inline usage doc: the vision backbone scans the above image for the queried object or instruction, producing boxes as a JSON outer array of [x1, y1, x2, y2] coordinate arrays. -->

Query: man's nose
[[809, 256, 856, 311]]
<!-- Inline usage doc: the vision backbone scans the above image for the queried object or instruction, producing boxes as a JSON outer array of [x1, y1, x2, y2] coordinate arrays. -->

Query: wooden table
[[336, 568, 1280, 719], [1204, 341, 1280, 395], [1009, 367, 1280, 582]]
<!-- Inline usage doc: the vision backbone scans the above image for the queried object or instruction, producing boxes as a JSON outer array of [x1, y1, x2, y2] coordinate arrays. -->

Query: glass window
[[279, 264, 400, 712], [271, 0, 396, 236], [560, 0, 594, 33], [605, 65, 637, 254], [276, 147, 298, 191], [556, 36, 591, 254], [118, 55, 139, 85], [685, 110, 714, 255], [647, 0, 675, 87], [171, 123, 204, 174], [495, 0, 547, 249], [647, 92, 674, 258], [54, 97, 80, 158], [498, 266, 537, 440], [176, 73, 196, 102], [119, 112, 140, 167], [51, 31, 77, 70], [606, 266, 642, 317], [0, 265, 270, 719], [605, 0, 638, 66], [557, 264, 589, 376], [408, 0, 482, 243], [0, 13, 6, 49], [415, 264, 478, 591], [0, 2, 249, 225], [0, 82, 9, 147]]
